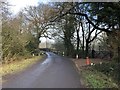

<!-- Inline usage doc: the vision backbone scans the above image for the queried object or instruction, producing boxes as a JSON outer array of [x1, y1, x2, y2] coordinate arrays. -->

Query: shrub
[[93, 62, 120, 86]]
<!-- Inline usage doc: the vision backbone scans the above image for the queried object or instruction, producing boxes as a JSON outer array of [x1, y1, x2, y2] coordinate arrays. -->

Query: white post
[[63, 52, 64, 56], [32, 54, 34, 56], [76, 54, 78, 59]]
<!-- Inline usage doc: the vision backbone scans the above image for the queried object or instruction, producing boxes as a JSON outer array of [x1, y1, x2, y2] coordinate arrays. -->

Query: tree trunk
[[118, 46, 120, 63], [85, 40, 89, 58], [81, 22, 85, 58], [76, 29, 80, 55], [64, 38, 74, 57], [82, 33, 85, 58]]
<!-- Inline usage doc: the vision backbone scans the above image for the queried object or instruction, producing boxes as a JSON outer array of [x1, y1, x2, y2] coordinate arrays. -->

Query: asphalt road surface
[[2, 52, 83, 88]]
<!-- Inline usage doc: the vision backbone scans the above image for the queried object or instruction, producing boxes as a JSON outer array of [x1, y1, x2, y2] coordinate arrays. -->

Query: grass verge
[[80, 66, 118, 88], [73, 59, 119, 88], [0, 55, 44, 77]]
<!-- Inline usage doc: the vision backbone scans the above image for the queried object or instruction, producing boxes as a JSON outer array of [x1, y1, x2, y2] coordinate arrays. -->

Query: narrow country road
[[2, 52, 83, 88]]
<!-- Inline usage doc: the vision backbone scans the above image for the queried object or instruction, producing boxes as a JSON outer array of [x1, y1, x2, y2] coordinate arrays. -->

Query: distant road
[[3, 52, 83, 88]]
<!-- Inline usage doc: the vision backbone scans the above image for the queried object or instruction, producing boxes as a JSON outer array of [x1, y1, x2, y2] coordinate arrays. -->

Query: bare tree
[[23, 4, 55, 46]]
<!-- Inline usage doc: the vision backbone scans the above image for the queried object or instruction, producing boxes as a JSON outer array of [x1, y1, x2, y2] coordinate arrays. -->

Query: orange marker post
[[86, 57, 91, 65]]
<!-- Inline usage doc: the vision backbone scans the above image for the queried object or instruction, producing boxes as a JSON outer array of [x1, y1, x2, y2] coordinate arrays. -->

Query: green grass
[[80, 66, 119, 88]]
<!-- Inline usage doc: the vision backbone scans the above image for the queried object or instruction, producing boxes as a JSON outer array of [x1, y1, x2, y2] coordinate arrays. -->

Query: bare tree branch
[[69, 12, 111, 33], [89, 30, 102, 43]]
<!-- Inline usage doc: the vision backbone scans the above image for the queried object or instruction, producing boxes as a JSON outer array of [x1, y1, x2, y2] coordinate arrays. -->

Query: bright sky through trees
[[8, 0, 40, 14], [7, 0, 53, 43]]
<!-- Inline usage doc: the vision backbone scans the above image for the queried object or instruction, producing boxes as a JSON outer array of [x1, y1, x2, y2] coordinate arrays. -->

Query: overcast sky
[[8, 0, 49, 14]]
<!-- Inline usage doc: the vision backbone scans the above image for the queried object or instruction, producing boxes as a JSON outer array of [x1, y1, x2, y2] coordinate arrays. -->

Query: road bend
[[2, 52, 83, 88]]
